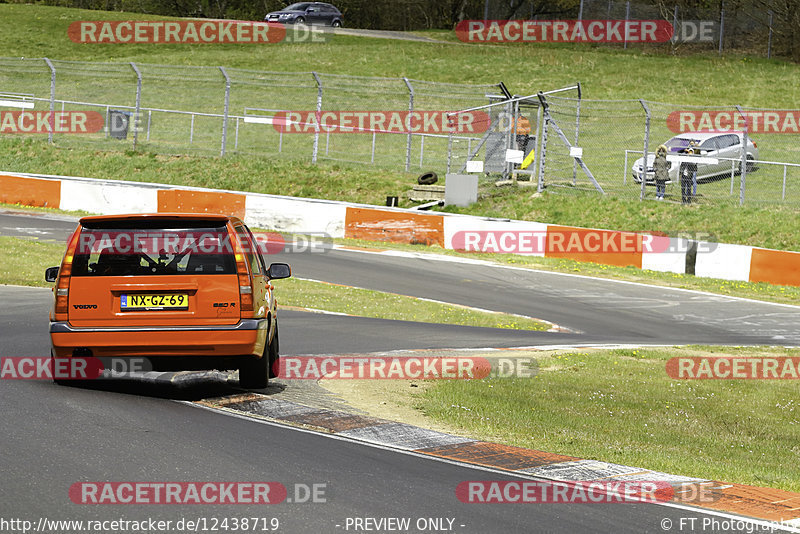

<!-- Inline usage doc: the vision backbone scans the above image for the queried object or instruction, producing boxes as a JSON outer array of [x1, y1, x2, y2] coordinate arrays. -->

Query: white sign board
[[466, 160, 484, 173], [569, 146, 583, 158], [506, 149, 524, 163]]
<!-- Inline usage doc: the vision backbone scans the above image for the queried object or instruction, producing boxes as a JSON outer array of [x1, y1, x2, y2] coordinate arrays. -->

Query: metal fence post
[[672, 6, 678, 45], [311, 72, 322, 164], [718, 7, 724, 55], [219, 66, 230, 157], [624, 2, 630, 49], [403, 77, 414, 172], [43, 58, 55, 144], [572, 82, 582, 186], [447, 127, 453, 174], [578, 0, 584, 21], [782, 165, 787, 200], [736, 105, 747, 205], [767, 11, 773, 59], [639, 99, 650, 201], [536, 93, 549, 193], [130, 62, 142, 151]]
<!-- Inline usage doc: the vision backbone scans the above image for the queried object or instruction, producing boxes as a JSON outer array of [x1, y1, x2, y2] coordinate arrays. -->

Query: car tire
[[295, 17, 306, 25], [418, 171, 438, 185], [332, 20, 342, 27], [239, 344, 270, 390], [746, 155, 756, 173], [268, 328, 280, 379], [735, 156, 757, 175]]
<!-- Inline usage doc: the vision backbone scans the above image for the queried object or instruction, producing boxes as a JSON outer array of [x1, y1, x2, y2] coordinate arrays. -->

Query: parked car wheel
[[332, 20, 342, 27]]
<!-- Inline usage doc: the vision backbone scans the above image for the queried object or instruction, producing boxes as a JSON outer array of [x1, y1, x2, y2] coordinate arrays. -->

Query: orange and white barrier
[[2, 171, 798, 287]]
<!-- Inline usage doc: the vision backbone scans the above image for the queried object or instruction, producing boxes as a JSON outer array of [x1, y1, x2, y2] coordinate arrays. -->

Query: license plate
[[121, 294, 188, 310]]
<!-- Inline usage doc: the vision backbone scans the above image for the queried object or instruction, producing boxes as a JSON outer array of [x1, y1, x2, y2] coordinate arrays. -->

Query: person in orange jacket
[[515, 114, 531, 157]]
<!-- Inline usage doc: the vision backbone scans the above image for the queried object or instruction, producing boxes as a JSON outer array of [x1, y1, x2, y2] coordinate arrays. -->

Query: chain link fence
[[534, 94, 800, 205], [0, 57, 499, 173]]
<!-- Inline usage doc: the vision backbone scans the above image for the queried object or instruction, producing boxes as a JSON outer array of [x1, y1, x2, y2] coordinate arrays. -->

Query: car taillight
[[231, 233, 254, 315], [55, 228, 81, 316], [752, 141, 757, 148]]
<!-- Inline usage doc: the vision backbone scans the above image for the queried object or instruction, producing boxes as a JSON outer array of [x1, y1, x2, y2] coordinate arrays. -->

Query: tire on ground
[[417, 171, 438, 185]]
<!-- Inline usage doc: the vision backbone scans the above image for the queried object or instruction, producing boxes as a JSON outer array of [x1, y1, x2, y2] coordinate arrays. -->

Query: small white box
[[569, 146, 583, 158], [465, 160, 484, 173]]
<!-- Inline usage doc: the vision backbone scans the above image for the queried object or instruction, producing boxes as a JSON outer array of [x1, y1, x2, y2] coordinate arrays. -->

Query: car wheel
[[239, 344, 270, 390], [735, 156, 756, 175], [268, 328, 279, 379], [332, 20, 342, 27], [295, 16, 306, 25]]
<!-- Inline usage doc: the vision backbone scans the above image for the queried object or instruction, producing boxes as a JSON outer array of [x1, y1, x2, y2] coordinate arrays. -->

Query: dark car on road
[[265, 2, 343, 27]]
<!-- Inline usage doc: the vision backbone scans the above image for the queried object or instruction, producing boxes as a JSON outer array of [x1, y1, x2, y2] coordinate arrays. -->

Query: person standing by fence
[[515, 114, 531, 155], [679, 140, 700, 205], [654, 144, 669, 201]]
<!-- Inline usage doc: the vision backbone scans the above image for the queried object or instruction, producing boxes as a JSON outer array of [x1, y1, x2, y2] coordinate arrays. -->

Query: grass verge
[[281, 277, 548, 330], [413, 345, 800, 492], [0, 236, 547, 330]]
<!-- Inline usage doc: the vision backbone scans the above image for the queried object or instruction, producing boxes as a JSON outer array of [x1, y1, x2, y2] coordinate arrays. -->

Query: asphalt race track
[[1, 210, 797, 533]]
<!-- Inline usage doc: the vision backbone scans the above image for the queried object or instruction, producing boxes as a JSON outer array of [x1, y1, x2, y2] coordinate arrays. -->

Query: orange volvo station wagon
[[45, 213, 291, 388]]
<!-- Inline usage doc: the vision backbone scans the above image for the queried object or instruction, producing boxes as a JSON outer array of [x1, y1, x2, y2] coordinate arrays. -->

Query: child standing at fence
[[653, 144, 669, 201]]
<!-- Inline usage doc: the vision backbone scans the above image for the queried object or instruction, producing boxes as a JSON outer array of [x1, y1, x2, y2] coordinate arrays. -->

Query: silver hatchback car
[[633, 131, 758, 184]]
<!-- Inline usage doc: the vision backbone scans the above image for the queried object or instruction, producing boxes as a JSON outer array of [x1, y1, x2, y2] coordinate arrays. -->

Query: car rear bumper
[[49, 318, 268, 358]]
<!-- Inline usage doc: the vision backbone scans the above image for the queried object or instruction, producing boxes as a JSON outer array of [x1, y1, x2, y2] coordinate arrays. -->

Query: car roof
[[672, 131, 743, 139], [79, 213, 238, 224]]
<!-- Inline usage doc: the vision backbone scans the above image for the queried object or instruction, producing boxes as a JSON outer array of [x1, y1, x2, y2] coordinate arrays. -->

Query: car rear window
[[71, 225, 236, 276]]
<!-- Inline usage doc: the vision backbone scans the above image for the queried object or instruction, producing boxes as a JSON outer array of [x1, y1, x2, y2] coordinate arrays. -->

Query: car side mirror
[[267, 263, 291, 280], [45, 266, 60, 282]]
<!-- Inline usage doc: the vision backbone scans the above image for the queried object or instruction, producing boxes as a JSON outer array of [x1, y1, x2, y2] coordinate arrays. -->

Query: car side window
[[244, 226, 269, 274], [728, 134, 743, 147], [235, 226, 261, 275], [700, 138, 719, 151]]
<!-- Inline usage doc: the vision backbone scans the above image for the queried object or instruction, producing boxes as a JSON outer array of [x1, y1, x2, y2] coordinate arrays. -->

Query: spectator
[[679, 140, 699, 205], [653, 144, 669, 201], [515, 114, 531, 156]]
